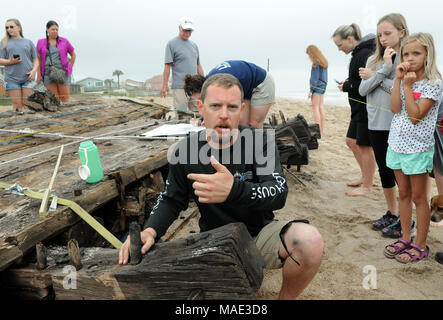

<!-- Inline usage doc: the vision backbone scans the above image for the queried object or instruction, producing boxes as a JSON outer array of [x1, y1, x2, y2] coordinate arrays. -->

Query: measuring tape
[[0, 181, 122, 249]]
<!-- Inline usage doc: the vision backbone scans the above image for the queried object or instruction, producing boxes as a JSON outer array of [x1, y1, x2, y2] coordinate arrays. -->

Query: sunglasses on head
[[279, 219, 310, 266]]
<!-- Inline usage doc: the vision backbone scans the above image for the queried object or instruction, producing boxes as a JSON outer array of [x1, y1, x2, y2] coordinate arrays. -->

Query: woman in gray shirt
[[358, 13, 409, 236], [0, 19, 39, 113]]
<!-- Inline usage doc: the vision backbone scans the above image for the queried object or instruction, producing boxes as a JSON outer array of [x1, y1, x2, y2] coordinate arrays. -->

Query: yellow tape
[[0, 181, 122, 249]]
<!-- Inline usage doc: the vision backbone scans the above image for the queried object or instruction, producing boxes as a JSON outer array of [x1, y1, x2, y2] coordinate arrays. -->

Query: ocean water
[[271, 68, 350, 107], [277, 89, 349, 107]]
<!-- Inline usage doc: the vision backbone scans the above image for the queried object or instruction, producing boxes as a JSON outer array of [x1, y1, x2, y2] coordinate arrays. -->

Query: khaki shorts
[[172, 88, 198, 114], [251, 73, 275, 106], [254, 220, 288, 269]]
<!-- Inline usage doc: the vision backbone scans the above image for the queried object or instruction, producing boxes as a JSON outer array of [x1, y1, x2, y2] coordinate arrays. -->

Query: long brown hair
[[2, 19, 24, 49], [306, 45, 328, 69], [368, 13, 408, 70]]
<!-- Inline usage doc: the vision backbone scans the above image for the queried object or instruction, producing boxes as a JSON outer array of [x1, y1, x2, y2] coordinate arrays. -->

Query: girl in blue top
[[384, 33, 443, 264], [306, 45, 328, 136]]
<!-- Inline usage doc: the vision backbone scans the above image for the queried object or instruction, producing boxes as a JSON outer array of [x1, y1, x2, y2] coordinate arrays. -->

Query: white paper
[[141, 124, 204, 137]]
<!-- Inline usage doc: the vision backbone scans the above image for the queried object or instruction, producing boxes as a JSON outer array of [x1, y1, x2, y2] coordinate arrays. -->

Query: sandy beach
[[256, 97, 443, 300], [1, 96, 442, 300]]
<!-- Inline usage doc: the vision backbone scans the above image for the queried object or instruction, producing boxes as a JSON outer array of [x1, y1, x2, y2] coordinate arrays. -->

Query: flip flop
[[395, 243, 430, 264], [384, 238, 412, 259]]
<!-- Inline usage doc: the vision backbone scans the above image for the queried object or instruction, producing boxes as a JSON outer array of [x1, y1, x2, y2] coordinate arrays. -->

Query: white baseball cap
[[179, 17, 195, 31]]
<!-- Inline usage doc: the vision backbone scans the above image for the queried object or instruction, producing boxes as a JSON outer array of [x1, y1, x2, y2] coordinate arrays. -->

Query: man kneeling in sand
[[119, 74, 323, 299]]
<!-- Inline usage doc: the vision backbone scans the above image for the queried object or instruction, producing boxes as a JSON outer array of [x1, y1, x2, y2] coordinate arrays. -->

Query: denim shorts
[[310, 87, 326, 95], [386, 145, 434, 175], [5, 80, 36, 90]]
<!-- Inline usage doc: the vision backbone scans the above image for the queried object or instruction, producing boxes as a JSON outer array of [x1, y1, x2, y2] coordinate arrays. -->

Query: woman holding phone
[[332, 23, 377, 197], [0, 18, 39, 113], [36, 20, 76, 103]]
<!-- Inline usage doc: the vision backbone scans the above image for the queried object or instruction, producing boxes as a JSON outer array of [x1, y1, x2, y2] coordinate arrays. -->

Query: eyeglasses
[[279, 219, 310, 267], [5, 26, 15, 29]]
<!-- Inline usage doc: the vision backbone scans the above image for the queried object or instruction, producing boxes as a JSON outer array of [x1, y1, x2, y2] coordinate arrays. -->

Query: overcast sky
[[2, 0, 443, 98]]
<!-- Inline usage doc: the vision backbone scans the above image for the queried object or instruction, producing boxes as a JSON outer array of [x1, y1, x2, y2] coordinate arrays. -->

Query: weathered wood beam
[[0, 151, 169, 272], [31, 223, 264, 300]]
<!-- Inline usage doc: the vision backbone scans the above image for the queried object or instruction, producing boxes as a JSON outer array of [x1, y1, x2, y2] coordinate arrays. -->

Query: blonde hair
[[306, 45, 328, 69], [368, 13, 409, 70], [332, 23, 362, 41], [401, 32, 442, 85], [2, 19, 24, 49]]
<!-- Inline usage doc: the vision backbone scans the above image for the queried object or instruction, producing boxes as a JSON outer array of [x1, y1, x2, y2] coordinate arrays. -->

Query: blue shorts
[[386, 145, 434, 175], [6, 81, 36, 90], [310, 87, 326, 95]]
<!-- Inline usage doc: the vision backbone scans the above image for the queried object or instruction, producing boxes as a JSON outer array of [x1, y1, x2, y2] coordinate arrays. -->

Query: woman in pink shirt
[[36, 20, 76, 103]]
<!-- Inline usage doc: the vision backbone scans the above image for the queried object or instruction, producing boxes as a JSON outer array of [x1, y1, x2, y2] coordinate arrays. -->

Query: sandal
[[395, 243, 430, 264], [384, 238, 412, 259]]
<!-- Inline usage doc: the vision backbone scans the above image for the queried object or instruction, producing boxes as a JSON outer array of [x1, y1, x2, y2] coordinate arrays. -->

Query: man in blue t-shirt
[[184, 60, 275, 128]]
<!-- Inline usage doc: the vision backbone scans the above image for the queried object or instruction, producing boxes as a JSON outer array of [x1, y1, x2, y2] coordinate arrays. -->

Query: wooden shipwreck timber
[[0, 94, 320, 299]]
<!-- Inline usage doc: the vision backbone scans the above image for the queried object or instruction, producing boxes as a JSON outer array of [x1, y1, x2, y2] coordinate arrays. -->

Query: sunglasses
[[5, 26, 15, 29], [279, 219, 310, 266]]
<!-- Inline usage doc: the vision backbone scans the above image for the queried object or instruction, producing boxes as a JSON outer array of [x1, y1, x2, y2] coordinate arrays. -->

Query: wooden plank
[[32, 223, 264, 300], [39, 145, 64, 217], [0, 150, 169, 271], [0, 243, 23, 272]]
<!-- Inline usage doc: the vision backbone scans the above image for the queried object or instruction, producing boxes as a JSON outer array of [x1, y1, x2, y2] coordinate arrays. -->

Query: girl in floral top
[[384, 33, 442, 263]]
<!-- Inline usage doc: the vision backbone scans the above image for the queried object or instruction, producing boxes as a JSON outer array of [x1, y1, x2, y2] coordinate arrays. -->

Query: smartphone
[[334, 79, 341, 84], [391, 53, 397, 64], [13, 54, 20, 59]]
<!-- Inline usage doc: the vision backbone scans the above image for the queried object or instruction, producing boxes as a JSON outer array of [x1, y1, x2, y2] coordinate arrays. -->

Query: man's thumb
[[211, 156, 226, 172]]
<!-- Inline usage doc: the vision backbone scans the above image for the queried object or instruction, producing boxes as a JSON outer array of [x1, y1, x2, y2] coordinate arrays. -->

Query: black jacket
[[343, 34, 376, 122], [145, 126, 288, 239]]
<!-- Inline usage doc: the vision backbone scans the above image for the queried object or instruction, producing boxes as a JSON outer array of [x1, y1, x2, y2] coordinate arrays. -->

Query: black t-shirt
[[145, 126, 288, 239]]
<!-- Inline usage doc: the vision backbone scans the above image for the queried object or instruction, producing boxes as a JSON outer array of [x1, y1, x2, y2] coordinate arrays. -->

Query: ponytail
[[350, 23, 362, 41], [332, 23, 362, 41]]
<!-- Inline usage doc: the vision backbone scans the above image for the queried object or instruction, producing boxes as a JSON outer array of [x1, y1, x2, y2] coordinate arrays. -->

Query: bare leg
[[21, 88, 34, 110], [45, 83, 60, 100], [249, 103, 272, 129], [345, 137, 364, 187], [346, 145, 376, 196], [8, 89, 23, 110], [57, 84, 70, 103], [426, 174, 432, 202], [311, 94, 322, 133], [319, 94, 325, 136], [386, 170, 412, 255], [396, 170, 413, 240], [311, 94, 325, 135], [278, 223, 323, 299], [397, 174, 430, 261]]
